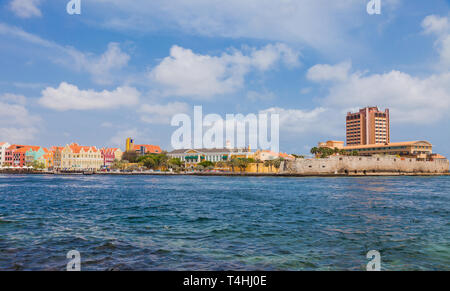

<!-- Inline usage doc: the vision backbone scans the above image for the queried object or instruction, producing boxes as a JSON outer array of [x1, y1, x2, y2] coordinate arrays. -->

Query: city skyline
[[1, 1, 450, 157]]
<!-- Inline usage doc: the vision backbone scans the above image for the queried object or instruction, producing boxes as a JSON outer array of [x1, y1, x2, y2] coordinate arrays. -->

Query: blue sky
[[1, 0, 450, 156]]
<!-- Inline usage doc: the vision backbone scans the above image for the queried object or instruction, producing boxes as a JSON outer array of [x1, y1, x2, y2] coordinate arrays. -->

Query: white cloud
[[109, 128, 140, 147], [0, 23, 130, 85], [139, 102, 190, 124], [0, 93, 27, 105], [9, 0, 42, 19], [69, 42, 131, 85], [150, 44, 299, 99], [422, 15, 449, 35], [307, 61, 352, 82], [422, 15, 450, 69], [307, 62, 450, 124], [39, 82, 140, 111], [89, 0, 400, 52], [259, 107, 334, 135], [0, 93, 41, 143]]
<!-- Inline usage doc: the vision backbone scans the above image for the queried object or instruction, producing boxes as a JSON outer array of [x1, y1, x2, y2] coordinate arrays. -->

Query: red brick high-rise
[[346, 107, 390, 146]]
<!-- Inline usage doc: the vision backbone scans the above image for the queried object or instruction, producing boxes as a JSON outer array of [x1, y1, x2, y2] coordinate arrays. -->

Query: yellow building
[[343, 141, 433, 158], [126, 138, 134, 152], [58, 143, 103, 171]]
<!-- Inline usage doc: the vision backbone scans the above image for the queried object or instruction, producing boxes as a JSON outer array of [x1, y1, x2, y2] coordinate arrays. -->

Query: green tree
[[310, 147, 320, 156], [122, 151, 138, 163], [198, 161, 214, 168], [32, 160, 45, 170], [168, 158, 182, 168]]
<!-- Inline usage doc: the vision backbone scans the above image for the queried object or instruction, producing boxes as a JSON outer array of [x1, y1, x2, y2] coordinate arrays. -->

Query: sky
[[1, 0, 450, 156]]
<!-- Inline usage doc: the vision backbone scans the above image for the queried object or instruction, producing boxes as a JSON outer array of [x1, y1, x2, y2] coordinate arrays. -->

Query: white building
[[0, 142, 11, 166]]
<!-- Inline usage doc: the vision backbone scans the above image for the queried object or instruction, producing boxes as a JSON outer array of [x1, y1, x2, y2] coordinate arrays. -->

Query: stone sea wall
[[281, 156, 450, 175]]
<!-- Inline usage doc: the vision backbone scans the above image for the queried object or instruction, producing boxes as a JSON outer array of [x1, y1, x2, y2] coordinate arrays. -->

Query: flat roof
[[344, 141, 432, 150]]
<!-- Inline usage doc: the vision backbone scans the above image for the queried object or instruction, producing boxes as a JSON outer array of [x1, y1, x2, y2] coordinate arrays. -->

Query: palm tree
[[310, 147, 320, 156]]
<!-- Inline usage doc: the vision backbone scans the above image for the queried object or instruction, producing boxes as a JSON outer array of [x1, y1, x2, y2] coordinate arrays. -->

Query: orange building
[[346, 107, 390, 145], [133, 144, 162, 155]]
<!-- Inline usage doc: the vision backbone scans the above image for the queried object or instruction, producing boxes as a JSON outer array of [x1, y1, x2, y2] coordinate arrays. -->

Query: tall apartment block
[[346, 107, 390, 146]]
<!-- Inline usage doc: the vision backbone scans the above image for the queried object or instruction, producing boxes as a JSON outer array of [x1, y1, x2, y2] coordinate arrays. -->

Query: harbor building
[[168, 147, 253, 166], [125, 137, 162, 156], [343, 141, 433, 158], [101, 148, 123, 168], [346, 107, 390, 145], [4, 145, 40, 167], [318, 106, 445, 160], [0, 142, 10, 166], [54, 143, 103, 171]]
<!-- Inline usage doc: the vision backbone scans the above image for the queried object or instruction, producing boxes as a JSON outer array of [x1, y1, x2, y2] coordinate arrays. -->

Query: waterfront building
[[101, 148, 123, 168], [25, 147, 47, 166], [279, 152, 296, 161], [318, 140, 433, 158], [254, 150, 295, 161], [318, 141, 344, 150], [343, 141, 433, 158], [4, 145, 40, 167], [51, 146, 64, 169], [132, 144, 162, 156], [40, 149, 54, 169], [346, 107, 390, 145], [126, 138, 134, 152], [0, 142, 10, 166], [58, 143, 103, 171], [168, 148, 252, 166], [125, 137, 162, 156]]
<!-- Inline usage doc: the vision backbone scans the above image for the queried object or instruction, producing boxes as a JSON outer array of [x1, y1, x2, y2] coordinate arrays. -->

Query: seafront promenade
[[1, 170, 449, 177]]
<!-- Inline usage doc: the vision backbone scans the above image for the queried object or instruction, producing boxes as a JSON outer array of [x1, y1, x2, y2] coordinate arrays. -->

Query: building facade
[[4, 145, 40, 167], [254, 150, 295, 161], [57, 143, 103, 171], [101, 148, 123, 168], [343, 141, 433, 158], [25, 147, 46, 166], [346, 107, 390, 145], [168, 148, 253, 167], [132, 144, 162, 156], [0, 142, 10, 166]]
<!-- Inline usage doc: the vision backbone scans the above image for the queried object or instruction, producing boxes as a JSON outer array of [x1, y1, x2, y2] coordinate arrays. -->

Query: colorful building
[[101, 148, 123, 168], [126, 138, 134, 152], [0, 142, 10, 166], [125, 137, 162, 156], [132, 144, 162, 156], [4, 145, 40, 167], [40, 149, 54, 169], [25, 147, 47, 166], [51, 146, 64, 169], [56, 143, 103, 171]]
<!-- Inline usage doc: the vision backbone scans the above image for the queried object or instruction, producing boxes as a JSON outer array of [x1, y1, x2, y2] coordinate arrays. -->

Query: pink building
[[101, 148, 123, 168], [4, 145, 40, 167]]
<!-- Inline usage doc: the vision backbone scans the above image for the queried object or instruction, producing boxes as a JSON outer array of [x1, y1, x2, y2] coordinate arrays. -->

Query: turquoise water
[[0, 174, 449, 270]]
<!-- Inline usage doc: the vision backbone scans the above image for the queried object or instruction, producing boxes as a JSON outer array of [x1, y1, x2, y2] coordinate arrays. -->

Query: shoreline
[[1, 170, 449, 177]]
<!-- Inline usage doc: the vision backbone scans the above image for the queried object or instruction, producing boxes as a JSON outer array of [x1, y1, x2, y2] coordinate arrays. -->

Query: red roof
[[68, 143, 98, 153], [7, 145, 40, 152], [133, 144, 162, 154]]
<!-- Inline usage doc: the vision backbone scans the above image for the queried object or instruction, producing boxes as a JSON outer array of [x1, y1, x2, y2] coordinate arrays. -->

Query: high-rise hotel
[[346, 107, 390, 146]]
